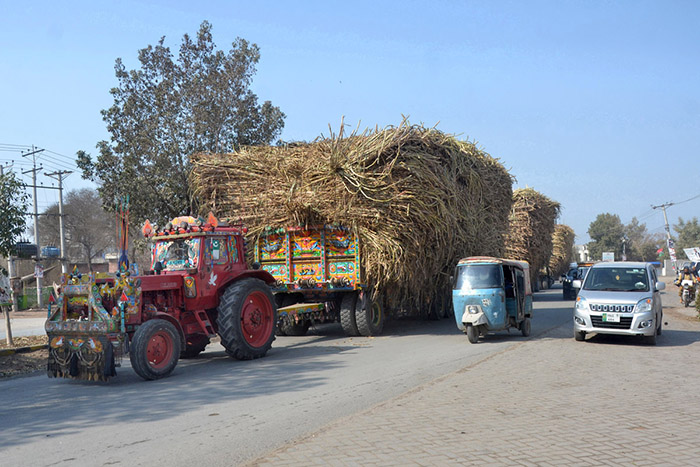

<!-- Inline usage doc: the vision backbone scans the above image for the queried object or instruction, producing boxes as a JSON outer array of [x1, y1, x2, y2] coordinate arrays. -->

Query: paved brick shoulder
[[248, 302, 700, 466]]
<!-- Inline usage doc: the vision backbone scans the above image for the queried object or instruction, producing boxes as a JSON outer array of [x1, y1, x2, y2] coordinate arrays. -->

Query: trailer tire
[[356, 293, 384, 336], [130, 319, 181, 380], [217, 278, 277, 360], [340, 292, 360, 336]]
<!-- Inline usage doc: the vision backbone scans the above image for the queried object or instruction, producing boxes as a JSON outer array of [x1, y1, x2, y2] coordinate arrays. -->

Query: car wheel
[[574, 330, 586, 341]]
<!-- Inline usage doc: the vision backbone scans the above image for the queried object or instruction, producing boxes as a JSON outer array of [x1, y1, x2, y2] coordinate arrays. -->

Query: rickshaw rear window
[[454, 264, 502, 290]]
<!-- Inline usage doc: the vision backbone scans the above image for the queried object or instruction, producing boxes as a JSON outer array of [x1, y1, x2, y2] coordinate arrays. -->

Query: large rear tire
[[130, 319, 181, 380], [217, 278, 277, 360], [340, 292, 360, 336], [355, 293, 384, 336]]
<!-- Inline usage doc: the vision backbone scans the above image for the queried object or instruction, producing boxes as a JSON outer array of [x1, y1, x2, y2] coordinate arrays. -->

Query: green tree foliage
[[674, 217, 700, 259], [587, 213, 624, 260], [77, 20, 285, 226], [0, 171, 29, 257], [624, 217, 665, 262], [38, 188, 114, 271]]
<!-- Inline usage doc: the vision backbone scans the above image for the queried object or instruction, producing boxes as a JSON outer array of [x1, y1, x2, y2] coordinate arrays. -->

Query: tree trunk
[[3, 306, 13, 347]]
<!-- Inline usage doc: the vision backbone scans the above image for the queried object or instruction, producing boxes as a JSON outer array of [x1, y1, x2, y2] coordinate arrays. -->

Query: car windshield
[[583, 267, 649, 292], [153, 238, 201, 271], [454, 264, 502, 290]]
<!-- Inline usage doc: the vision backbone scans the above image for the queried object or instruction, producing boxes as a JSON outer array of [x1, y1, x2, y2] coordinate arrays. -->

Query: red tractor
[[45, 214, 277, 381]]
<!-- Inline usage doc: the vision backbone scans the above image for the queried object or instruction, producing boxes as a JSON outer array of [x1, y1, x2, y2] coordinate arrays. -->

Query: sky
[[1, 0, 699, 245]]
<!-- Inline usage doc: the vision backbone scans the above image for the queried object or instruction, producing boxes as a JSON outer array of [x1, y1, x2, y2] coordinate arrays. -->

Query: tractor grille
[[590, 315, 633, 329]]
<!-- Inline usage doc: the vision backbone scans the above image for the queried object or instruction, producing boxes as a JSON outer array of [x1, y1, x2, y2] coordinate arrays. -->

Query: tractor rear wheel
[[217, 278, 277, 360], [130, 319, 181, 380], [355, 292, 384, 336], [340, 292, 360, 336]]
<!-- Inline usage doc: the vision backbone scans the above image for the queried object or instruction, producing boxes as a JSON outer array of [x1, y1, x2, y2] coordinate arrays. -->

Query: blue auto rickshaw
[[452, 256, 533, 343]]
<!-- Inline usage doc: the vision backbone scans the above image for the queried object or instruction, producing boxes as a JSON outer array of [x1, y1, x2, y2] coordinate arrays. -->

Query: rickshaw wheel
[[520, 317, 531, 337], [466, 325, 479, 344]]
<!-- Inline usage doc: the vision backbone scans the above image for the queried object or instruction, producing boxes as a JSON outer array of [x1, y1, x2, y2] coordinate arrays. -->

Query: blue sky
[[1, 0, 699, 244]]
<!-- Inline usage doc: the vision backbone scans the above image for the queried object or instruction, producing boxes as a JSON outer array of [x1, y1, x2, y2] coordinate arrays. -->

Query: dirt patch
[[0, 335, 48, 379]]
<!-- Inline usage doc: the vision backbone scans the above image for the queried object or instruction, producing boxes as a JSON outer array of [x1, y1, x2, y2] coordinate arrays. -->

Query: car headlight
[[634, 298, 652, 313], [575, 296, 588, 311]]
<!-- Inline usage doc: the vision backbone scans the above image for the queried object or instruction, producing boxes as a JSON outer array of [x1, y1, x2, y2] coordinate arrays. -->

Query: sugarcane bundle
[[504, 188, 561, 285], [548, 224, 576, 278], [190, 121, 514, 312]]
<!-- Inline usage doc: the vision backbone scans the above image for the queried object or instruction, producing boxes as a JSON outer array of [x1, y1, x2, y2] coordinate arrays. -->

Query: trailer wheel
[[130, 319, 181, 380], [355, 293, 384, 336], [340, 292, 360, 336], [217, 278, 277, 360]]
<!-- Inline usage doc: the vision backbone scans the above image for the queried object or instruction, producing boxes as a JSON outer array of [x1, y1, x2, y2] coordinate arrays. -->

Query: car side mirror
[[655, 281, 665, 291], [572, 280, 582, 289], [153, 261, 163, 275]]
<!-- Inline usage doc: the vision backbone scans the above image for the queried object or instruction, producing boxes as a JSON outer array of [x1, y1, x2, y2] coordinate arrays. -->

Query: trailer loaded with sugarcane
[[191, 121, 516, 329], [45, 213, 278, 381], [254, 225, 383, 336]]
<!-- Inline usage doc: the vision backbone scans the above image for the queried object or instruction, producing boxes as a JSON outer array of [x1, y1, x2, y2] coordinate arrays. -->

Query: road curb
[[0, 344, 48, 357]]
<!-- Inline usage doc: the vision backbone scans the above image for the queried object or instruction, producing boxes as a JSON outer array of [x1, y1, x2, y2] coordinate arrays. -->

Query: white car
[[572, 261, 665, 345]]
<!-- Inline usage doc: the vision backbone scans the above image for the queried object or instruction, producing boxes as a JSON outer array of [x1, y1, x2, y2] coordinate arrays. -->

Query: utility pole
[[21, 146, 45, 308], [45, 170, 72, 274], [652, 202, 676, 272]]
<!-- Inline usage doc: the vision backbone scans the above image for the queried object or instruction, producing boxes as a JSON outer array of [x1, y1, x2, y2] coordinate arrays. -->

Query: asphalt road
[[0, 287, 571, 466]]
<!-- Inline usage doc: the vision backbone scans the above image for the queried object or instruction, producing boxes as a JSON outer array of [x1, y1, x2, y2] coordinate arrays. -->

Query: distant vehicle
[[41, 246, 61, 258], [561, 262, 593, 300], [13, 241, 37, 258], [573, 261, 665, 345]]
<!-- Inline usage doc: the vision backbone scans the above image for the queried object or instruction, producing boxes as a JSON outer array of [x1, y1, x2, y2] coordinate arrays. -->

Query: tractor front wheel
[[217, 279, 277, 360], [130, 319, 181, 380]]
